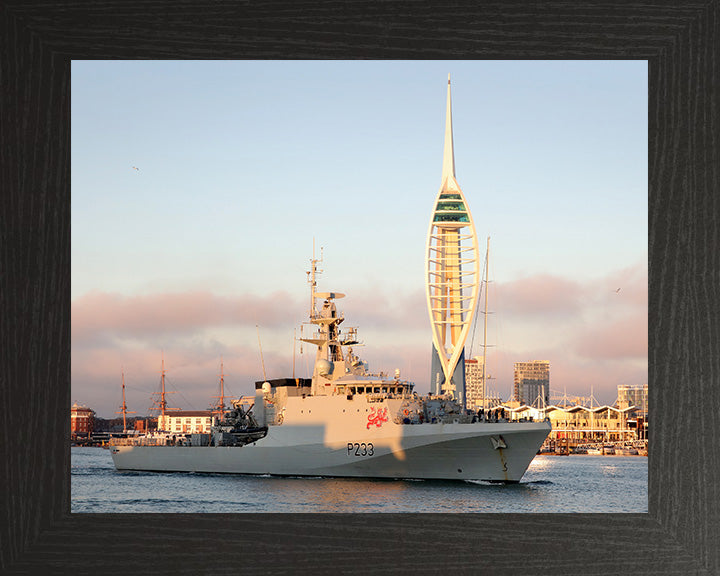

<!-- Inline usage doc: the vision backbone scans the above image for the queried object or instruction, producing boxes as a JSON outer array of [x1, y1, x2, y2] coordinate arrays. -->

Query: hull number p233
[[347, 442, 374, 456]]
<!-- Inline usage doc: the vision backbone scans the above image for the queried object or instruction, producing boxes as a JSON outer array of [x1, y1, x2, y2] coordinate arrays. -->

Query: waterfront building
[[543, 405, 639, 443], [465, 356, 501, 409], [134, 419, 151, 432], [464, 357, 485, 408], [70, 402, 95, 437], [426, 76, 480, 407], [550, 393, 591, 408], [504, 403, 643, 443], [513, 360, 550, 407], [158, 410, 214, 434], [617, 383, 648, 417]]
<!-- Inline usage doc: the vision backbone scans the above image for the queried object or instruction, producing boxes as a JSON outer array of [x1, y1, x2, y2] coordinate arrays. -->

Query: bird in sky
[[615, 288, 621, 293], [132, 166, 140, 171]]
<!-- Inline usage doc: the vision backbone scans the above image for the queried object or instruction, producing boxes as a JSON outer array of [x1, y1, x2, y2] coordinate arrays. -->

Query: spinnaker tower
[[425, 76, 480, 407]]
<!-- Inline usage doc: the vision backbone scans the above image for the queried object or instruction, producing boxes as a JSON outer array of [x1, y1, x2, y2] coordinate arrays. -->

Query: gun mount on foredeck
[[211, 400, 268, 446]]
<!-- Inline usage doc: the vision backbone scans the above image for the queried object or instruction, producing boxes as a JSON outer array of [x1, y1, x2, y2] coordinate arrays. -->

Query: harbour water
[[72, 447, 647, 513]]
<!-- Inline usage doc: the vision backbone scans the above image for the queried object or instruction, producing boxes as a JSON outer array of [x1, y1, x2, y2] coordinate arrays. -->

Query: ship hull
[[110, 420, 550, 482]]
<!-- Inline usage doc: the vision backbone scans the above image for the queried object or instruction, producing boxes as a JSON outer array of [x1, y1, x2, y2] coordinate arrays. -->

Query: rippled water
[[71, 447, 647, 513]]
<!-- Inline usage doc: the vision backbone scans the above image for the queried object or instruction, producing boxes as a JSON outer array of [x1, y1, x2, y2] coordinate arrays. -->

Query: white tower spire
[[442, 74, 455, 186], [425, 76, 481, 407]]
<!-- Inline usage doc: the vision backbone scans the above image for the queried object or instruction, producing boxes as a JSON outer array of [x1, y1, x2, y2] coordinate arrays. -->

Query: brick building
[[70, 402, 95, 437]]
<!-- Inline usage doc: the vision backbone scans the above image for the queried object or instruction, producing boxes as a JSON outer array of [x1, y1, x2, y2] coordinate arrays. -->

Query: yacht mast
[[481, 237, 490, 410], [293, 328, 296, 381]]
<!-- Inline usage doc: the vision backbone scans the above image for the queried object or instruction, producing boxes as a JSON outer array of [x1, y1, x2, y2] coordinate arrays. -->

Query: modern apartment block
[[617, 383, 648, 417], [513, 360, 550, 407], [464, 356, 485, 408]]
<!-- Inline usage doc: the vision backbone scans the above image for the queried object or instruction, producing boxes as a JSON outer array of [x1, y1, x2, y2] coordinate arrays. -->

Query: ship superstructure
[[426, 76, 480, 406]]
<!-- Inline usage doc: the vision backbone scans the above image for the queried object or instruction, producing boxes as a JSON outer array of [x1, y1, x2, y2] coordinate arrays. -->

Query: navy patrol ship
[[110, 253, 550, 482]]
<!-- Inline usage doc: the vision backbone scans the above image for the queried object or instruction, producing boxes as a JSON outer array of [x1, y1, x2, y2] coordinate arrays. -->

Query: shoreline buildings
[[70, 402, 95, 438], [465, 356, 501, 409], [514, 360, 550, 408], [426, 76, 480, 407], [504, 382, 649, 448], [157, 410, 214, 434], [464, 356, 485, 408], [617, 384, 648, 417]]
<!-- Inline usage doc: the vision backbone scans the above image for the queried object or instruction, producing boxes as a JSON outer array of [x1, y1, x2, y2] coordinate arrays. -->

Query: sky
[[71, 60, 648, 418]]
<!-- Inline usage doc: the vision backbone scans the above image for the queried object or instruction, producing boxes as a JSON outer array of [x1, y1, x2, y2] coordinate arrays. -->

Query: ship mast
[[257, 326, 268, 382], [116, 371, 136, 433], [481, 237, 490, 410], [307, 240, 323, 318], [293, 328, 296, 381], [152, 353, 176, 430], [160, 354, 167, 417], [299, 247, 351, 395], [211, 357, 227, 415], [219, 358, 225, 410]]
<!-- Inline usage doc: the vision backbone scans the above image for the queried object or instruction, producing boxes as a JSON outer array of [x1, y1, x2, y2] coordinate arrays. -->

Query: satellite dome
[[316, 359, 334, 377]]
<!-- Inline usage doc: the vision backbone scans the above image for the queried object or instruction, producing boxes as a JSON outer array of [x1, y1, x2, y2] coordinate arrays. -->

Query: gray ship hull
[[110, 420, 550, 482]]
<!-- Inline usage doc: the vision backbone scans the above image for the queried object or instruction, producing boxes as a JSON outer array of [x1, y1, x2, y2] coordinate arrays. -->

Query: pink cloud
[[493, 274, 584, 318], [478, 347, 646, 406], [71, 262, 648, 417], [358, 341, 433, 387], [599, 263, 648, 308], [548, 356, 647, 401], [342, 288, 428, 331], [572, 310, 648, 360], [72, 341, 281, 418], [72, 290, 300, 345], [493, 262, 647, 320]]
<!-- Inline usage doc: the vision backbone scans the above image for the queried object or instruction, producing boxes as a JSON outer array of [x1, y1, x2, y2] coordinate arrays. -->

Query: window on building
[[435, 201, 466, 211], [434, 213, 469, 223]]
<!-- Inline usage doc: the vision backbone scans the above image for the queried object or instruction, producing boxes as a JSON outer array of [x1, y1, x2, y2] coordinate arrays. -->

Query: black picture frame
[[2, 2, 718, 574]]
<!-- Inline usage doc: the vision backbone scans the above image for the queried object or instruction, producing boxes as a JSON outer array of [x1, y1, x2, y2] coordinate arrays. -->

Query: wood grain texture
[[1, 1, 718, 574]]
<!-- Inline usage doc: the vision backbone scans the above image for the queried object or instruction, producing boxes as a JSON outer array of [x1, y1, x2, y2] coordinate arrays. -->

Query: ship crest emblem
[[367, 407, 389, 429]]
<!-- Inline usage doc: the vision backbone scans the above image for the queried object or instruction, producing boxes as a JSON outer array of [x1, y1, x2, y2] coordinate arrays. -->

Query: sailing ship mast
[[211, 358, 227, 416], [219, 359, 226, 411], [160, 355, 167, 416], [116, 371, 136, 433], [150, 353, 176, 430]]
